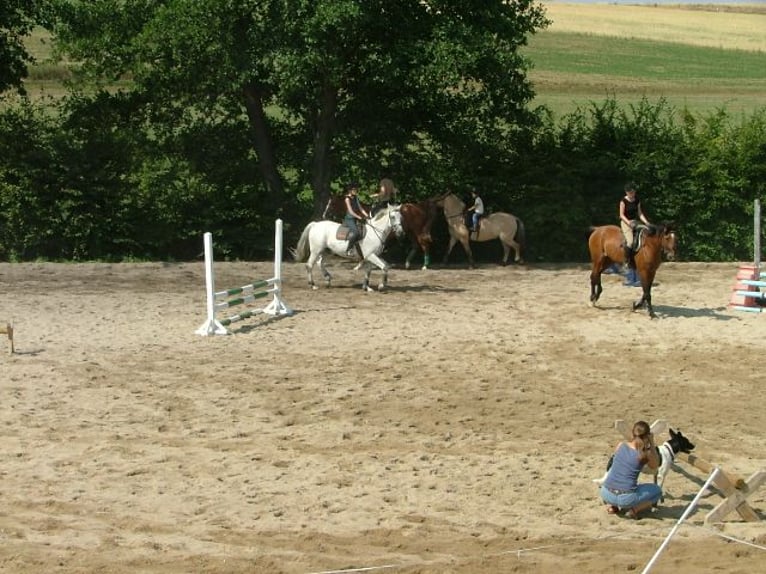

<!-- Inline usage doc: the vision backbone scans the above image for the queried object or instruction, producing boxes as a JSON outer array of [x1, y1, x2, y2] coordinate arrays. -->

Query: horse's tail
[[514, 216, 526, 253], [293, 222, 314, 262]]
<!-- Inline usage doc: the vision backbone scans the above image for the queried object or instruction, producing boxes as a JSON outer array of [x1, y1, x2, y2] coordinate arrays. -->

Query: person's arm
[[638, 204, 650, 225], [642, 434, 659, 470]]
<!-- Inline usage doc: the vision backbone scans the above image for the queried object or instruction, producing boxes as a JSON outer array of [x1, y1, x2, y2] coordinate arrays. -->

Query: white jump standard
[[196, 220, 292, 336]]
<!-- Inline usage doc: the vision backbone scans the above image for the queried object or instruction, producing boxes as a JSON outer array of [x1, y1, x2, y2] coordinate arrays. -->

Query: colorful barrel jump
[[195, 220, 293, 336], [729, 200, 766, 313]]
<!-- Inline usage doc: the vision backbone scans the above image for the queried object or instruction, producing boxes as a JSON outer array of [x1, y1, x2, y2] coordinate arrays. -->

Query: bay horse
[[588, 223, 678, 318], [294, 203, 404, 291], [322, 195, 438, 270], [433, 192, 525, 268]]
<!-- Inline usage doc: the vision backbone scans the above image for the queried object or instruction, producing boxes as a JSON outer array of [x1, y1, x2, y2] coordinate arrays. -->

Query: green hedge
[[1, 95, 764, 262]]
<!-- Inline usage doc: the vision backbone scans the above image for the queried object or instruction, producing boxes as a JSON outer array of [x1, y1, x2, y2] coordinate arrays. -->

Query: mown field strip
[[527, 3, 766, 115], [542, 3, 766, 52]]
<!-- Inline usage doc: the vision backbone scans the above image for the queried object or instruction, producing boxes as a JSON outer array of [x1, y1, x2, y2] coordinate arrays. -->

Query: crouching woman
[[600, 420, 662, 519]]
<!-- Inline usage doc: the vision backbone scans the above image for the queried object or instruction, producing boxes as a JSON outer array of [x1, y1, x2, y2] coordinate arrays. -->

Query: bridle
[[661, 229, 677, 259]]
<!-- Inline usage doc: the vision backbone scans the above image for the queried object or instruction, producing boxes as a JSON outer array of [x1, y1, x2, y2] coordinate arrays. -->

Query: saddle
[[336, 221, 367, 241], [634, 224, 661, 252], [623, 225, 649, 255]]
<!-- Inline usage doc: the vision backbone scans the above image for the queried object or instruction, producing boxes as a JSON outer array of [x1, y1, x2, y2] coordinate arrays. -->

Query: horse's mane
[[441, 192, 464, 208], [644, 222, 675, 236], [370, 203, 397, 223]]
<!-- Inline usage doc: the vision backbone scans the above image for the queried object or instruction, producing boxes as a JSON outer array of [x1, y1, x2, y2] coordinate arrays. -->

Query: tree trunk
[[242, 83, 284, 215], [310, 84, 338, 220]]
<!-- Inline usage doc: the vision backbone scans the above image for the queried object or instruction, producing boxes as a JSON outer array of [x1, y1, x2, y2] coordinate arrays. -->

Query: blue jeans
[[600, 483, 661, 509], [344, 216, 361, 246], [472, 213, 481, 230]]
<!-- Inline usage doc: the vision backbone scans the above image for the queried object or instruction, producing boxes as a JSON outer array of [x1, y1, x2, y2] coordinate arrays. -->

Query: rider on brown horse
[[371, 178, 397, 216], [619, 182, 651, 286]]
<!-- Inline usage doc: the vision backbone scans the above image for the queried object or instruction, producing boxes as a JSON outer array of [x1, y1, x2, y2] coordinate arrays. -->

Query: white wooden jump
[[195, 220, 293, 336], [613, 419, 764, 524]]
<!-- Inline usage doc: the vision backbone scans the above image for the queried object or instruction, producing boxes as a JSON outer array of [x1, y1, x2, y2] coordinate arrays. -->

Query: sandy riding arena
[[1, 259, 764, 573]]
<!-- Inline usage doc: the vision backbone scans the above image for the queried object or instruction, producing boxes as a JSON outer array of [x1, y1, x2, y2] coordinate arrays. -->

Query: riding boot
[[624, 245, 632, 265]]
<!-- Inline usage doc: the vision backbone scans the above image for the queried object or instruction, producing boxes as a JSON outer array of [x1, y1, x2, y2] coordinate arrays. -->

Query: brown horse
[[588, 223, 678, 318], [321, 195, 437, 270]]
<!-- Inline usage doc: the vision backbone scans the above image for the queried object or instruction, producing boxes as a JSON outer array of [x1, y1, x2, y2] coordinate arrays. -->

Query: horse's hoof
[[377, 284, 386, 292], [421, 265, 428, 271], [311, 284, 319, 291]]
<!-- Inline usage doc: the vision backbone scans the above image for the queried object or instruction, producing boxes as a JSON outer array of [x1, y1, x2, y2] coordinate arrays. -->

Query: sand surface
[[1, 257, 765, 573]]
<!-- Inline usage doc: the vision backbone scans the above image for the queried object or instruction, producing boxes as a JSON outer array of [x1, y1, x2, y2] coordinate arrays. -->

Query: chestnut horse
[[321, 195, 438, 270], [588, 223, 678, 318]]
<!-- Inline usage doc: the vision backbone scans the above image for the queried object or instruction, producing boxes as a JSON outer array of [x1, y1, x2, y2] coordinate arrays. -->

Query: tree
[[0, 1, 52, 94], [52, 0, 548, 217]]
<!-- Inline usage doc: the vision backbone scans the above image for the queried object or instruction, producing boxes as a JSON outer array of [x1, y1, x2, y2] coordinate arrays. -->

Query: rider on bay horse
[[619, 182, 651, 286]]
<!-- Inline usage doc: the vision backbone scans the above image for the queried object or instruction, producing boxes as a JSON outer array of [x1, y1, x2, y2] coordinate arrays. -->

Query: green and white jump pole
[[195, 219, 293, 336]]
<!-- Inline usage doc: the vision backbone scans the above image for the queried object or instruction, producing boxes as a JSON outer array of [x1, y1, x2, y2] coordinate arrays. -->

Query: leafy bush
[[1, 94, 765, 262]]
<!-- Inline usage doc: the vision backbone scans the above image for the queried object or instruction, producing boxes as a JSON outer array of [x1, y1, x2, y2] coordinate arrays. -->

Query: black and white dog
[[594, 428, 695, 499]]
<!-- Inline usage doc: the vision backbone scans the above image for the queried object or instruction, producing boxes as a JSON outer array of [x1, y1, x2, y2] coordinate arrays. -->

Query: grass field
[[527, 3, 766, 117], [16, 4, 766, 118]]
